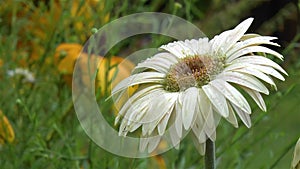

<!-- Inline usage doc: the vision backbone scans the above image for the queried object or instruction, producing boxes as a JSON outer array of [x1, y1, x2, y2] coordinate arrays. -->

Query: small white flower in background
[[292, 138, 300, 169], [7, 68, 35, 83], [112, 18, 287, 154]]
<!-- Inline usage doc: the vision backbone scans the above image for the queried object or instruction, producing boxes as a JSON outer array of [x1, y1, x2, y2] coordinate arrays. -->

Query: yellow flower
[[0, 110, 15, 145], [55, 43, 83, 74], [55, 43, 138, 116], [54, 43, 136, 94]]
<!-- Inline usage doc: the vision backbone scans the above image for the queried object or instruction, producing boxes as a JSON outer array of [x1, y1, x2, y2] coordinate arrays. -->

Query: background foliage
[[0, 0, 299, 168]]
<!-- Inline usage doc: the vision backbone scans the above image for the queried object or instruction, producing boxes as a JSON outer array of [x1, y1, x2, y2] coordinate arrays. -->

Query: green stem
[[205, 139, 216, 169]]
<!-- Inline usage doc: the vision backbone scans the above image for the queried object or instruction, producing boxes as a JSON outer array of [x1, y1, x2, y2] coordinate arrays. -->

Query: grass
[[0, 0, 299, 168]]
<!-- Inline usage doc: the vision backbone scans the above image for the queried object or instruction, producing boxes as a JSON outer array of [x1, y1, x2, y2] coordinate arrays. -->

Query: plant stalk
[[205, 139, 216, 169]]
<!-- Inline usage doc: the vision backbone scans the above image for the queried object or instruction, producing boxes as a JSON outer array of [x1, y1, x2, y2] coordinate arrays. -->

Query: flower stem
[[205, 139, 215, 169]]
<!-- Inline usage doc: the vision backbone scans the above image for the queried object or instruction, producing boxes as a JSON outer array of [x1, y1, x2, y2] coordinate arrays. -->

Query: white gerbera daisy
[[111, 18, 287, 154]]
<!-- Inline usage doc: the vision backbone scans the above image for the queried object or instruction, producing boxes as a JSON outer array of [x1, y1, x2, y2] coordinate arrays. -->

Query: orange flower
[[55, 43, 138, 116], [0, 110, 15, 145], [55, 43, 83, 73], [54, 43, 136, 95]]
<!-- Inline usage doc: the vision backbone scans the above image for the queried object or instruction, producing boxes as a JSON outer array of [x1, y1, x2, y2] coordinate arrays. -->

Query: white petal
[[229, 65, 277, 87], [192, 113, 206, 143], [128, 122, 142, 133], [169, 125, 181, 148], [226, 64, 285, 84], [199, 89, 215, 128], [119, 118, 129, 136], [197, 38, 210, 55], [175, 99, 183, 138], [182, 87, 199, 130], [182, 39, 201, 54], [202, 84, 229, 117], [139, 137, 149, 152], [142, 92, 177, 135], [252, 65, 285, 81], [115, 85, 162, 125], [125, 102, 148, 131], [192, 135, 206, 155], [210, 18, 253, 54], [157, 110, 172, 135], [133, 52, 178, 74], [239, 33, 261, 41], [124, 90, 156, 125], [217, 71, 269, 95], [227, 46, 283, 62], [226, 103, 239, 128], [227, 36, 279, 56], [160, 40, 197, 58], [225, 62, 285, 82], [141, 91, 177, 123], [232, 104, 252, 128], [241, 86, 266, 112], [198, 89, 216, 141], [209, 31, 231, 54], [210, 79, 251, 114], [112, 72, 165, 95], [147, 136, 161, 153], [231, 55, 287, 75]]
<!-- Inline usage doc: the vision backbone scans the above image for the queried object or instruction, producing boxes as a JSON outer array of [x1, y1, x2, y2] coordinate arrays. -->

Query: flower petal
[[198, 89, 216, 141], [231, 55, 287, 75], [112, 72, 165, 95], [210, 18, 254, 54], [169, 125, 181, 149], [240, 86, 266, 112], [133, 52, 178, 74], [139, 137, 149, 152], [202, 84, 229, 118], [192, 112, 206, 143], [252, 65, 285, 81], [227, 46, 283, 62], [147, 136, 161, 153], [232, 104, 252, 128], [196, 38, 210, 55], [210, 79, 251, 114], [218, 71, 269, 95], [182, 87, 199, 130], [115, 85, 162, 125], [175, 97, 183, 138], [225, 61, 285, 82], [227, 36, 279, 56], [226, 103, 239, 128], [229, 65, 277, 87], [239, 33, 260, 41], [141, 92, 177, 135], [157, 110, 172, 135], [192, 134, 206, 155], [160, 40, 197, 58]]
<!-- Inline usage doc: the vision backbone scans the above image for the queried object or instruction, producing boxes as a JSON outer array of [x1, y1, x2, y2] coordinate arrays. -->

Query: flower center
[[164, 56, 225, 92]]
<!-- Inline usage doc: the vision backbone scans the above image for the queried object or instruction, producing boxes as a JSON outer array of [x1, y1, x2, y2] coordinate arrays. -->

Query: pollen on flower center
[[164, 56, 225, 92]]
